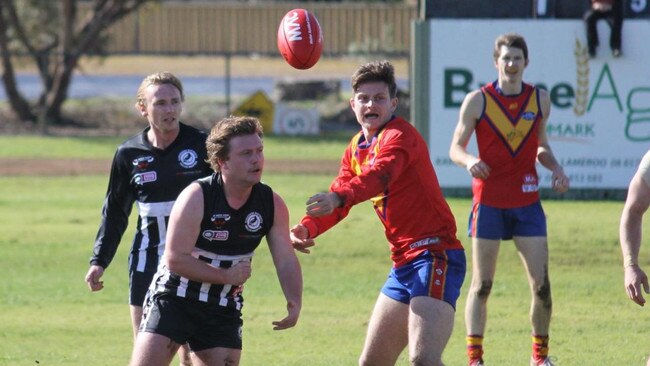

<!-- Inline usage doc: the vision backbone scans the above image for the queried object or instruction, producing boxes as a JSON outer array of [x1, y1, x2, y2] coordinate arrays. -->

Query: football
[[277, 9, 323, 70]]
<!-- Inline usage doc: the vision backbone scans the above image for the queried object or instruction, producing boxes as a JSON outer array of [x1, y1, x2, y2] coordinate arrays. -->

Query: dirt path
[[0, 158, 339, 176]]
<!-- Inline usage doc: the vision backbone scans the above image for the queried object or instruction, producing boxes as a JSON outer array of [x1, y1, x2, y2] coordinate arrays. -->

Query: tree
[[0, 0, 153, 130]]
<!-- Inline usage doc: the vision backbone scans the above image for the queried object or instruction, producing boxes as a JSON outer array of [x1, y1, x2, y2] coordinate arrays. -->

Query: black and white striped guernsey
[[149, 173, 275, 310], [90, 123, 212, 273]]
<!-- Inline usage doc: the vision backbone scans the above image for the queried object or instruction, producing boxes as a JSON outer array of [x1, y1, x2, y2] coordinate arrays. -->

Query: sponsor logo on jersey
[[133, 155, 155, 169], [202, 230, 229, 241], [179, 149, 199, 168], [408, 237, 440, 250], [244, 212, 263, 232], [210, 213, 231, 228], [522, 111, 536, 121], [521, 174, 539, 192], [134, 171, 157, 185]]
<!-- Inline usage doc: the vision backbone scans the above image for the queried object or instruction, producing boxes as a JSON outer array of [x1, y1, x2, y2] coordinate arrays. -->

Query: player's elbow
[[164, 252, 183, 272]]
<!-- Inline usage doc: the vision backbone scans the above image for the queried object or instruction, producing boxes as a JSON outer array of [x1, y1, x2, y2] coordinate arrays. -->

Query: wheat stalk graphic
[[574, 38, 590, 116]]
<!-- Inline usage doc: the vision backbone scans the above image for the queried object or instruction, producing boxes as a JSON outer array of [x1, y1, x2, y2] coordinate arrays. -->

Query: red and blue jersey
[[300, 117, 463, 267], [473, 81, 542, 208]]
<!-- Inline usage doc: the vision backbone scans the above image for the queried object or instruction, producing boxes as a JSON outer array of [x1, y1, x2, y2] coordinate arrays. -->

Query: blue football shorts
[[139, 293, 243, 352], [381, 249, 466, 309], [468, 201, 547, 240]]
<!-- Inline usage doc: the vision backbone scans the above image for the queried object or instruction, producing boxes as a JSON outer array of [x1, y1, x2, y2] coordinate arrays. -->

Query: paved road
[[0, 74, 408, 100]]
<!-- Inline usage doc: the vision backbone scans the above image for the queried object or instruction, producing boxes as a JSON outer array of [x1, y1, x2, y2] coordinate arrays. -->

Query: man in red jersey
[[291, 60, 466, 366], [449, 33, 569, 366]]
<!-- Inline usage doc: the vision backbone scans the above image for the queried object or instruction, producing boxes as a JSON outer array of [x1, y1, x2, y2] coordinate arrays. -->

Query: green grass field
[[0, 136, 648, 365]]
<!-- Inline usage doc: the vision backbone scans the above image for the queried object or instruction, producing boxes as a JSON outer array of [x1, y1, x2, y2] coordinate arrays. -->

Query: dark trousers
[[583, 4, 623, 53]]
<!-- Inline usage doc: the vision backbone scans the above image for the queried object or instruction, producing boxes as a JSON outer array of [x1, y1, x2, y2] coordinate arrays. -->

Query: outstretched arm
[[267, 192, 303, 330], [620, 164, 650, 306]]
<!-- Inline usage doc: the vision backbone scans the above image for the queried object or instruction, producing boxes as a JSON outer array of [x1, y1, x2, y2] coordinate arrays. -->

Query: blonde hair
[[135, 71, 184, 108]]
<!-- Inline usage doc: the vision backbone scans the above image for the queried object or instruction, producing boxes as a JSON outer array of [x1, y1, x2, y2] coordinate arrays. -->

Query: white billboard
[[425, 19, 650, 189]]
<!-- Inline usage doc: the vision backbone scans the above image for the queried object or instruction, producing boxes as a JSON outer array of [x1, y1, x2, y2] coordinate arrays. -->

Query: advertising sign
[[425, 19, 650, 189]]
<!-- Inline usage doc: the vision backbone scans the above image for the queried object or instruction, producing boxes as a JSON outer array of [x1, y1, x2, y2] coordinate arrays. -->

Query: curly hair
[[206, 116, 263, 172]]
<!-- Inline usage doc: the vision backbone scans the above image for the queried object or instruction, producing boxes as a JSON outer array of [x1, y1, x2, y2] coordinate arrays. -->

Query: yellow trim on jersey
[[349, 130, 388, 212], [484, 88, 539, 153]]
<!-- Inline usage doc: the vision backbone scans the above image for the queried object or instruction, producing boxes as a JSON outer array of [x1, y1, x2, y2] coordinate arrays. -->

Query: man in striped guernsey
[[291, 60, 465, 366], [449, 33, 570, 366], [129, 116, 302, 366], [84, 72, 212, 364]]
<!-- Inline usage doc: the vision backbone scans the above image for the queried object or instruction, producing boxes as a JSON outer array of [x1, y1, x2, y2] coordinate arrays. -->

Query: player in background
[[129, 116, 302, 366], [449, 33, 569, 366], [84, 72, 212, 365], [291, 60, 466, 366]]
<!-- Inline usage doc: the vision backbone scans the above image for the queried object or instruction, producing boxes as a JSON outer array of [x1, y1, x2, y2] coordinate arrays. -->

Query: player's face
[[350, 81, 398, 138], [221, 133, 264, 186], [139, 83, 183, 134], [495, 45, 528, 85]]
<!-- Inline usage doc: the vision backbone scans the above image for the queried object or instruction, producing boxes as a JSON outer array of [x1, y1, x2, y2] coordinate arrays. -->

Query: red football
[[277, 9, 323, 70]]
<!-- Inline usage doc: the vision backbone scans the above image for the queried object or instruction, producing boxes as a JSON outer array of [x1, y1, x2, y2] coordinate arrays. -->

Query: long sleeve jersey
[[90, 123, 212, 273], [300, 117, 463, 267]]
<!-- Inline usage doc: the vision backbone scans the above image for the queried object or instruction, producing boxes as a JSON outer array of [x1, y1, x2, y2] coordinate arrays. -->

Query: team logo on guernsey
[[133, 155, 154, 169], [202, 230, 229, 241], [134, 171, 157, 185], [210, 213, 231, 228], [178, 149, 199, 168], [522, 111, 536, 120], [245, 212, 263, 232]]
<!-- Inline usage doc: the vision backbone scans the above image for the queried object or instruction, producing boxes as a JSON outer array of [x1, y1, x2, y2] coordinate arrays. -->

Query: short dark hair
[[493, 33, 529, 61], [351, 60, 397, 98], [206, 116, 263, 172]]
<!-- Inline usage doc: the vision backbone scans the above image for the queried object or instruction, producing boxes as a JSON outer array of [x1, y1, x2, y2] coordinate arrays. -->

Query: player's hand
[[272, 300, 301, 330], [85, 265, 105, 291], [551, 168, 570, 193], [306, 192, 341, 217], [624, 265, 649, 306], [466, 158, 491, 180], [227, 260, 252, 286], [290, 224, 315, 254]]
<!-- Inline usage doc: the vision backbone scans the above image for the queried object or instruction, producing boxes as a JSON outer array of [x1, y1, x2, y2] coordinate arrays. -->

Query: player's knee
[[534, 280, 552, 308], [473, 280, 493, 299]]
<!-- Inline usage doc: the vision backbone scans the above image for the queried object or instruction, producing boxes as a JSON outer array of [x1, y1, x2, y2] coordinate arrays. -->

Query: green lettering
[[546, 124, 563, 137], [625, 87, 650, 141], [588, 64, 623, 112], [550, 83, 574, 109], [444, 68, 473, 108]]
